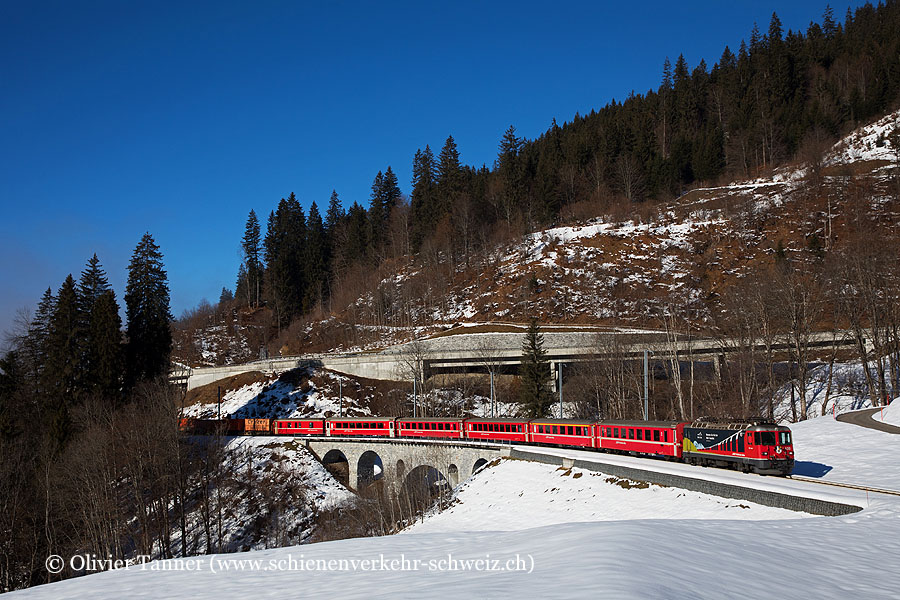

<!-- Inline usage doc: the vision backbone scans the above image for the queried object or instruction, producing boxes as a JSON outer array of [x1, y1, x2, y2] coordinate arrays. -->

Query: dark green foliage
[[410, 145, 437, 250], [304, 201, 327, 310], [87, 291, 124, 401], [263, 194, 307, 328], [241, 210, 262, 308], [43, 275, 83, 398], [520, 319, 553, 417], [125, 233, 173, 387]]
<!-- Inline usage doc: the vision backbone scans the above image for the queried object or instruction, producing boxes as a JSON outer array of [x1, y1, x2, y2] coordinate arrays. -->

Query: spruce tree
[[25, 287, 55, 384], [325, 190, 344, 233], [241, 209, 262, 308], [43, 275, 83, 399], [124, 233, 172, 387], [77, 254, 112, 393], [410, 146, 437, 250], [43, 275, 82, 448], [304, 201, 327, 310], [88, 290, 123, 401], [520, 319, 553, 417]]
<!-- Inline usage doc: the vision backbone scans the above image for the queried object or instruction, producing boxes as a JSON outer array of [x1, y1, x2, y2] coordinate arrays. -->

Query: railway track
[[788, 474, 900, 497]]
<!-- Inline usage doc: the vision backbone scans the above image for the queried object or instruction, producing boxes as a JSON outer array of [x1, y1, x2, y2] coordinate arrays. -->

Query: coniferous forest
[[233, 3, 900, 332]]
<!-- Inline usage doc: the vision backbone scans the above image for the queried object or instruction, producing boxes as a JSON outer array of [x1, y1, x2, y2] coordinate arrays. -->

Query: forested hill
[[179, 2, 900, 361]]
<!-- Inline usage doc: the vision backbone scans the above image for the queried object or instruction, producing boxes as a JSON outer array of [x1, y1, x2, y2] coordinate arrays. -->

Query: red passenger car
[[528, 419, 595, 448], [598, 420, 684, 458], [397, 418, 465, 439], [326, 417, 395, 437], [464, 418, 529, 443], [273, 419, 325, 435]]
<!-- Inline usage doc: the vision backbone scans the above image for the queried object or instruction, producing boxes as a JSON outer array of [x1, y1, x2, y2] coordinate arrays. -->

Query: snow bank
[[873, 400, 900, 427]]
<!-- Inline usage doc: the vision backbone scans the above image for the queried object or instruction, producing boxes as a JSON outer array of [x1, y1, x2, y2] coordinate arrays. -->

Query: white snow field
[[11, 413, 900, 599]]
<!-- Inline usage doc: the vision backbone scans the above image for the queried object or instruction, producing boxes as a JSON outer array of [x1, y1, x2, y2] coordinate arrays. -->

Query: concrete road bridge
[[175, 327, 863, 391]]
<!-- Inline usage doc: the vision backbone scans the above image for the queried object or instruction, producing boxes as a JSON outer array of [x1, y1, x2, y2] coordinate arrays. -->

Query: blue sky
[[0, 1, 867, 338]]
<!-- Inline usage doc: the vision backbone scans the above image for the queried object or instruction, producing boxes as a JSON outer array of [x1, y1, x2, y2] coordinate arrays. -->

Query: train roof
[[465, 417, 529, 423], [530, 418, 596, 425], [327, 417, 394, 422], [600, 420, 685, 428], [397, 417, 465, 422]]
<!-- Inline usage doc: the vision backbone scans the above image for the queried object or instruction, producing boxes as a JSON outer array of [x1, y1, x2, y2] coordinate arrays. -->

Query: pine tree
[[325, 190, 344, 233], [304, 201, 327, 311], [78, 254, 111, 312], [241, 210, 262, 308], [88, 290, 123, 401], [124, 233, 173, 387], [520, 319, 553, 417], [381, 166, 402, 221], [42, 275, 82, 448], [25, 287, 55, 384], [264, 195, 306, 328], [410, 146, 437, 250], [77, 254, 112, 394], [43, 275, 83, 399], [437, 135, 463, 216]]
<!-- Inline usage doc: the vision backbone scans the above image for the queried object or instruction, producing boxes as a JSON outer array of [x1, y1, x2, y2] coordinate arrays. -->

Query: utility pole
[[490, 370, 495, 418], [643, 350, 649, 421], [339, 377, 343, 417], [558, 363, 564, 419], [217, 385, 222, 420]]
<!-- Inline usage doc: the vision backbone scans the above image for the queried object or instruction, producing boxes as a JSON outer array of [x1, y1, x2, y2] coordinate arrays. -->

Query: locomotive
[[179, 415, 794, 475]]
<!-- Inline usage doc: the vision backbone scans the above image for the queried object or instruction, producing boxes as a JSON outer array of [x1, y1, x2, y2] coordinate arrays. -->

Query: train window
[[760, 432, 776, 445], [613, 427, 618, 437], [552, 425, 557, 434], [636, 429, 643, 440], [739, 437, 745, 452], [653, 430, 660, 442], [629, 429, 635, 439], [781, 432, 791, 445]]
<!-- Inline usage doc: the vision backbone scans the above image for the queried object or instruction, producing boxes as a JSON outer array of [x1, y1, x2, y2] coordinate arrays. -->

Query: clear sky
[[0, 0, 868, 339]]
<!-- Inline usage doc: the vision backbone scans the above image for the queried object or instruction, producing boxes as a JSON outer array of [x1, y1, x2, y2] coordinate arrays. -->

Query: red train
[[178, 415, 794, 475]]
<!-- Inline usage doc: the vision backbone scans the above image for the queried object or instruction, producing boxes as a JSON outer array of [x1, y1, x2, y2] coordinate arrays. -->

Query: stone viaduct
[[301, 437, 507, 491]]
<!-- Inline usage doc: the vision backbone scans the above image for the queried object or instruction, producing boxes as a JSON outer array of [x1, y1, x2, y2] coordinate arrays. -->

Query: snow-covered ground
[[405, 460, 808, 535], [790, 413, 900, 490], [183, 369, 372, 419], [12, 413, 900, 599]]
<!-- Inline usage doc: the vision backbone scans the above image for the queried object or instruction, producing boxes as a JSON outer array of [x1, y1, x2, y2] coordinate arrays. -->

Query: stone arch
[[402, 464, 448, 504], [357, 450, 384, 490], [473, 458, 489, 475], [322, 449, 350, 488], [447, 464, 459, 487]]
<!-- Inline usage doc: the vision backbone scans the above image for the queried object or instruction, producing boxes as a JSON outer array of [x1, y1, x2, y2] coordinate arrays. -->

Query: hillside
[[173, 108, 900, 363]]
